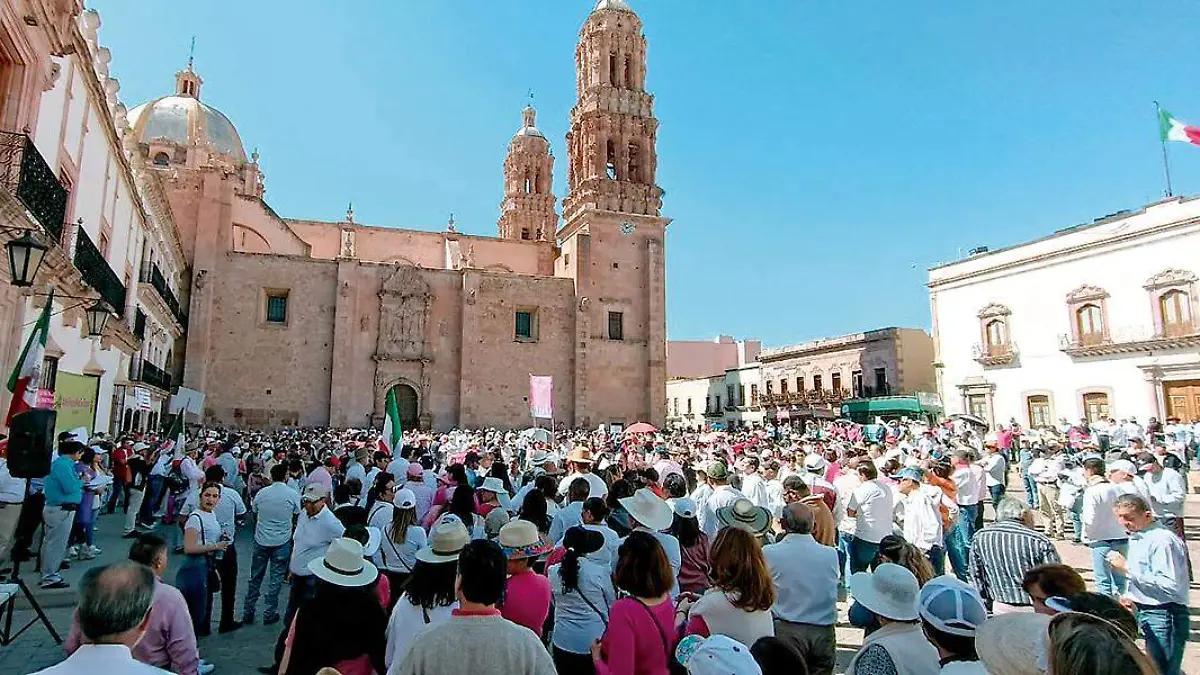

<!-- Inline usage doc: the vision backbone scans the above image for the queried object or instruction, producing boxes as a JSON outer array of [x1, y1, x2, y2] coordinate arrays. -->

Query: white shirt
[[32, 644, 171, 675], [290, 505, 345, 576], [763, 533, 839, 625], [740, 472, 770, 510], [386, 457, 410, 481], [691, 588, 775, 647], [364, 467, 382, 493], [1080, 479, 1128, 544], [582, 523, 621, 570], [899, 485, 954, 552], [376, 525, 427, 573], [951, 465, 986, 505], [981, 454, 1006, 487], [847, 480, 894, 544], [345, 460, 366, 486], [0, 458, 27, 503], [407, 479, 435, 522], [149, 454, 172, 478], [556, 471, 608, 500], [700, 484, 743, 538], [549, 500, 585, 544], [384, 598, 458, 675], [1144, 468, 1187, 518], [253, 482, 302, 547], [184, 509, 222, 547], [834, 473, 862, 535]]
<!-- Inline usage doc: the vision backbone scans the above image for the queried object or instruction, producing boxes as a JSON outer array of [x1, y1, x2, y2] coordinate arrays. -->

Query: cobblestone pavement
[[3, 478, 1199, 674]]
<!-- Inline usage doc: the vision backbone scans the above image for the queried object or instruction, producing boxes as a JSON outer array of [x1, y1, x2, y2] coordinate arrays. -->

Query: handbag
[[190, 513, 223, 594], [633, 598, 686, 675]]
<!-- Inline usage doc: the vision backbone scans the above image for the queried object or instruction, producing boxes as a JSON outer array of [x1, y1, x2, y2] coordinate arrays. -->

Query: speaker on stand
[[1, 408, 62, 646]]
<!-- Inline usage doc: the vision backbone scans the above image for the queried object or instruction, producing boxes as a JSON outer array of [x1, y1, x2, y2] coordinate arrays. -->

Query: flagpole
[[1156, 101, 1175, 197]]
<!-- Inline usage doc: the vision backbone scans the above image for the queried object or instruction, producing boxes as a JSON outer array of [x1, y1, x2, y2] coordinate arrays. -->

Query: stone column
[[1143, 368, 1164, 420]]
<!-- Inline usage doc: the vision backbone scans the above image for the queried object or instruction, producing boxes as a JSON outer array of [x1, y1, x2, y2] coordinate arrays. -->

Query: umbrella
[[520, 427, 553, 443], [624, 422, 658, 435], [950, 413, 987, 428]]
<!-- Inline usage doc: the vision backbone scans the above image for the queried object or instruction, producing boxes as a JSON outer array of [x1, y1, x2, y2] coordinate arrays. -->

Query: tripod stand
[[0, 487, 61, 645]]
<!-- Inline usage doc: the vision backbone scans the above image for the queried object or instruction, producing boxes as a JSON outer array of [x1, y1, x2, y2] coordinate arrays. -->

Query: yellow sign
[[53, 372, 100, 438]]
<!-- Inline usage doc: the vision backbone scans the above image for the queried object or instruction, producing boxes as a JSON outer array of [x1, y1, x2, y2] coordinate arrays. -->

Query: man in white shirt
[[845, 462, 894, 573], [1137, 453, 1191, 579], [1080, 458, 1129, 597], [764, 503, 840, 675], [243, 463, 301, 626], [832, 459, 862, 582], [738, 456, 770, 510], [1027, 445, 1066, 540], [0, 451, 26, 568], [556, 447, 608, 500], [285, 484, 344, 623], [980, 442, 1008, 506], [895, 468, 957, 576], [204, 465, 246, 634], [698, 462, 743, 538], [548, 477, 589, 544]]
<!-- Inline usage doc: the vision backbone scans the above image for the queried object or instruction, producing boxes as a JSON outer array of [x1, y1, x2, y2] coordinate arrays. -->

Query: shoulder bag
[[190, 512, 223, 593]]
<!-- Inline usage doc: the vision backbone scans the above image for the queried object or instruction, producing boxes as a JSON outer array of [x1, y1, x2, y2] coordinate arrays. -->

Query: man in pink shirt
[[65, 533, 203, 675]]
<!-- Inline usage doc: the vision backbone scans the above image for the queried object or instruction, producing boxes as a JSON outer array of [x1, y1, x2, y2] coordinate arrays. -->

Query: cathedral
[[126, 0, 668, 431]]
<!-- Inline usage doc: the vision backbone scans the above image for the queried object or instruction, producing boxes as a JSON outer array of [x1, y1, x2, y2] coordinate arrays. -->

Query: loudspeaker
[[7, 408, 56, 479]]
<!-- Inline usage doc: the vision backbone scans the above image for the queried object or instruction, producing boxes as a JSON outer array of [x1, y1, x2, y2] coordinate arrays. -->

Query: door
[[1163, 380, 1200, 421], [389, 384, 420, 429]]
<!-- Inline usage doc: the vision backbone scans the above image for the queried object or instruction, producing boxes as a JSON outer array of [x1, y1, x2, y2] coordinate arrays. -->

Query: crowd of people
[[0, 412, 1194, 675]]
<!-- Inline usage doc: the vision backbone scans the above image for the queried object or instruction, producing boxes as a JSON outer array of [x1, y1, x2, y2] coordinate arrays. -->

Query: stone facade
[[124, 0, 668, 431]]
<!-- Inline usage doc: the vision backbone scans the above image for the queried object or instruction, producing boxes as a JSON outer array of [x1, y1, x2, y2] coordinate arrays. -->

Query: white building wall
[[931, 197, 1200, 428]]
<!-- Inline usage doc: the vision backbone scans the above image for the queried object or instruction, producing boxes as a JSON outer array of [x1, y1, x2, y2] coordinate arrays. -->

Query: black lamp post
[[84, 301, 112, 337], [5, 230, 48, 288]]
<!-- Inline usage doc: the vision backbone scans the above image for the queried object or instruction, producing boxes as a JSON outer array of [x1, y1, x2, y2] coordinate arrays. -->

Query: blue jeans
[[243, 540, 292, 621], [837, 531, 855, 582], [988, 484, 1005, 506], [926, 544, 945, 576], [1137, 602, 1190, 675], [1089, 539, 1128, 597], [849, 537, 880, 573], [1023, 473, 1038, 509], [947, 504, 979, 581]]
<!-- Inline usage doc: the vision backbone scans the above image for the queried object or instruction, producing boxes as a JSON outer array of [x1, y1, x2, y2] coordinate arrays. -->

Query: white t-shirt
[[376, 525, 427, 573], [557, 472, 608, 500], [847, 480, 894, 544], [184, 510, 222, 547]]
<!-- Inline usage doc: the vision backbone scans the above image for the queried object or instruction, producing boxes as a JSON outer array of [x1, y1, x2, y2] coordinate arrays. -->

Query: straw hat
[[497, 519, 551, 559], [975, 613, 1050, 675], [415, 519, 470, 564], [308, 537, 379, 587], [715, 499, 772, 536], [619, 488, 673, 532], [848, 563, 920, 621], [478, 477, 507, 495], [566, 446, 594, 464]]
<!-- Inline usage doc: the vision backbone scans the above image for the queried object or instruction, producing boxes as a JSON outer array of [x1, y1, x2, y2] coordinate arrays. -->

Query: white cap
[[918, 575, 988, 636], [675, 635, 761, 675], [393, 488, 417, 510]]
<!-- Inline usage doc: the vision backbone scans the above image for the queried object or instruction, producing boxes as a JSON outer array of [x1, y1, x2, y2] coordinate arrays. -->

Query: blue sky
[[89, 1, 1200, 347]]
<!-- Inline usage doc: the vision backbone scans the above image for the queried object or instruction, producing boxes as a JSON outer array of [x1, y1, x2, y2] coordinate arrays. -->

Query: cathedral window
[[628, 141, 642, 183], [605, 140, 617, 180], [265, 291, 289, 324], [607, 311, 624, 341], [521, 228, 531, 240], [609, 53, 619, 86], [152, 152, 170, 166], [624, 56, 632, 89], [515, 309, 538, 341]]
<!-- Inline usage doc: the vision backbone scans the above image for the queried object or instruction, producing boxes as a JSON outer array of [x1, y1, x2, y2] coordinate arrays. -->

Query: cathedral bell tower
[[498, 105, 557, 241], [558, 0, 668, 428]]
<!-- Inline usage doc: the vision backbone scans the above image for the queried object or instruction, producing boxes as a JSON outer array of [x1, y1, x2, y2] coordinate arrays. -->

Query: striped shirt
[[969, 520, 1061, 605]]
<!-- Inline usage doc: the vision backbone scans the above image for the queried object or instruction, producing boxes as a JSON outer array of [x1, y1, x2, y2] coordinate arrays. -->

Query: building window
[[831, 372, 842, 395], [607, 311, 624, 340], [686, 398, 692, 414], [1076, 304, 1105, 345], [1083, 392, 1110, 424], [780, 379, 788, 395], [852, 371, 863, 398], [521, 228, 531, 241], [967, 394, 988, 420], [41, 357, 59, 392], [796, 377, 804, 393], [765, 381, 773, 395], [984, 319, 1007, 354], [1026, 395, 1051, 428], [515, 309, 537, 341], [266, 293, 288, 324], [874, 367, 889, 395], [152, 152, 170, 166], [1160, 289, 1193, 337], [750, 384, 758, 405], [739, 385, 745, 406], [714, 395, 721, 412], [813, 374, 823, 392], [726, 384, 735, 407]]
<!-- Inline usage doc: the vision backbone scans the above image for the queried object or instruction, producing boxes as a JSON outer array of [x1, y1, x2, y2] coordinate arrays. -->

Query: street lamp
[[5, 230, 48, 288], [85, 301, 112, 337]]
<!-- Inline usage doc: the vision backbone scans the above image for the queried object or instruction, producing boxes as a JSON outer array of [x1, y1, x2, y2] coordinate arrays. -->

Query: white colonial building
[[929, 196, 1200, 429]]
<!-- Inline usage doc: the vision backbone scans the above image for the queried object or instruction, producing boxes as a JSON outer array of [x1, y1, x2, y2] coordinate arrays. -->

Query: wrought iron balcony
[[0, 131, 67, 242], [129, 356, 171, 391], [1059, 324, 1200, 357], [139, 263, 186, 327], [973, 342, 1018, 366], [74, 226, 126, 317]]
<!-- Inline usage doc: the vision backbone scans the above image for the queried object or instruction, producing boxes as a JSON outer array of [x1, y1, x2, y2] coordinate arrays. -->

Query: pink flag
[[529, 375, 553, 419]]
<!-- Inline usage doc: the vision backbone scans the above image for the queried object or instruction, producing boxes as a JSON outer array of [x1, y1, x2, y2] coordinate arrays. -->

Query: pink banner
[[529, 375, 553, 419], [35, 388, 55, 408]]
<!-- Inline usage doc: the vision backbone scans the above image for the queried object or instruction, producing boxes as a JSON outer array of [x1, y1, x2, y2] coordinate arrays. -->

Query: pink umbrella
[[624, 422, 658, 434]]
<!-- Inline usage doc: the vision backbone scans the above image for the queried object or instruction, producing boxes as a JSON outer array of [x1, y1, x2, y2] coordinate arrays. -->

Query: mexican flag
[[161, 412, 185, 456], [1158, 107, 1200, 146], [379, 388, 402, 455], [5, 292, 53, 427]]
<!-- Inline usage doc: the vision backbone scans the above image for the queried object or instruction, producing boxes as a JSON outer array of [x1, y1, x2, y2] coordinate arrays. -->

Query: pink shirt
[[66, 579, 200, 675], [501, 569, 551, 637], [595, 597, 677, 675], [307, 466, 334, 495]]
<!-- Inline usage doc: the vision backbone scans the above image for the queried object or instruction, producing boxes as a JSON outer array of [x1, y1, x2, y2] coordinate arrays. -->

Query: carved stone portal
[[377, 264, 431, 361]]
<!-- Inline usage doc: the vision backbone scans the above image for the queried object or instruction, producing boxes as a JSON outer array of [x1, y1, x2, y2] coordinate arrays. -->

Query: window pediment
[[1143, 268, 1197, 291], [1065, 284, 1108, 303], [977, 303, 1011, 319]]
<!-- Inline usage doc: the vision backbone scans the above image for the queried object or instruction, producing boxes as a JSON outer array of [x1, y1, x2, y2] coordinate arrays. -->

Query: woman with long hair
[[365, 472, 397, 517], [384, 520, 467, 671], [605, 479, 636, 537], [281, 538, 388, 675], [423, 484, 484, 538], [549, 526, 616, 675], [487, 460, 515, 496], [669, 498, 710, 595], [1047, 612, 1158, 675], [71, 446, 104, 560], [519, 488, 552, 536], [175, 482, 228, 636], [590, 531, 677, 675], [375, 488, 426, 611], [681, 527, 776, 647]]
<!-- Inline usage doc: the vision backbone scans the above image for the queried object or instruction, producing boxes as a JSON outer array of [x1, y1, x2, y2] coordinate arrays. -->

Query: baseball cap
[[918, 575, 988, 637], [675, 635, 761, 675], [301, 484, 330, 503], [1106, 459, 1136, 476], [895, 467, 924, 483], [393, 488, 417, 509]]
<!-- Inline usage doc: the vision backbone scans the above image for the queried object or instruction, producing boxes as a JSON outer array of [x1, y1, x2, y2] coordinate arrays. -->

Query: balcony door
[[1160, 290, 1193, 337], [1164, 380, 1200, 422]]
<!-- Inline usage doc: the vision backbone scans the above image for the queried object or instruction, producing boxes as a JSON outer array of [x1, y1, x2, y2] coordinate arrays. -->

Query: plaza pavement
[[1, 475, 1198, 674]]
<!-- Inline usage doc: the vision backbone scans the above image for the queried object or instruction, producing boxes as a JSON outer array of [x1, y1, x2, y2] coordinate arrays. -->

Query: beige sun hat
[[415, 519, 470, 564], [975, 612, 1050, 675], [497, 519, 551, 559], [619, 487, 673, 532]]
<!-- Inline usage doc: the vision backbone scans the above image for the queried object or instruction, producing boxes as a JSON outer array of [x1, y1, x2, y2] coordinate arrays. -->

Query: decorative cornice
[[1065, 284, 1109, 303], [977, 303, 1011, 319], [1143, 268, 1197, 291]]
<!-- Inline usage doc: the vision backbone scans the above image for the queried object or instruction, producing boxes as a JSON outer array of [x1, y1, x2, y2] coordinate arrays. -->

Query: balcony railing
[[973, 342, 1018, 366], [139, 263, 186, 326], [0, 131, 67, 242], [74, 226, 126, 317], [1059, 323, 1200, 357], [129, 356, 171, 391]]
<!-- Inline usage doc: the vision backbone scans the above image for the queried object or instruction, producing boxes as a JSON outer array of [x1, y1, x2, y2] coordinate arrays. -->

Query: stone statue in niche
[[377, 264, 431, 361], [339, 228, 356, 259]]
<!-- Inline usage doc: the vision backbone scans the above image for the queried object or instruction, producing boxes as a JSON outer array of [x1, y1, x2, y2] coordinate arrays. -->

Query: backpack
[[165, 459, 189, 494]]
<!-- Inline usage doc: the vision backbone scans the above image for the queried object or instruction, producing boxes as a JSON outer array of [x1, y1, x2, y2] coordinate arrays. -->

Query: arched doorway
[[390, 383, 419, 430]]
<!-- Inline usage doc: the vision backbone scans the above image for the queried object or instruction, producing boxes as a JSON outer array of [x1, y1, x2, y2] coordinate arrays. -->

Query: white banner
[[169, 386, 205, 415], [135, 387, 153, 411]]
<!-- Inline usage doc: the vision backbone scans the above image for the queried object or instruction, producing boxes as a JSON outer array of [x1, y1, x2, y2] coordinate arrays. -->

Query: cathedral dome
[[513, 104, 547, 141], [128, 65, 247, 163], [593, 0, 635, 12]]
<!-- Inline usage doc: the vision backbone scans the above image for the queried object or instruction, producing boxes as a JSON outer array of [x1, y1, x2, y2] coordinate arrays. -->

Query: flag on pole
[[1158, 107, 1200, 147], [530, 375, 553, 419], [5, 292, 53, 427], [161, 412, 185, 455], [380, 388, 402, 455]]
